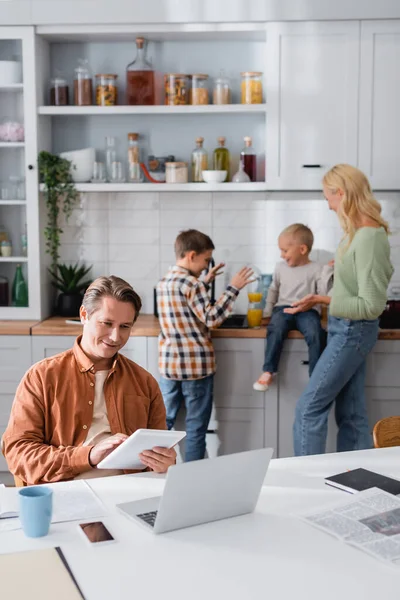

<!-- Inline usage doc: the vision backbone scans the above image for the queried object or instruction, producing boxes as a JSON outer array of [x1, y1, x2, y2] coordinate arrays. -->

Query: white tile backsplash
[[59, 191, 400, 314]]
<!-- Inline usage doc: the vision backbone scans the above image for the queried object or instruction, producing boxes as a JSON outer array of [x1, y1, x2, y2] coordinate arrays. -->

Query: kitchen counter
[[30, 315, 400, 340], [0, 320, 39, 335]]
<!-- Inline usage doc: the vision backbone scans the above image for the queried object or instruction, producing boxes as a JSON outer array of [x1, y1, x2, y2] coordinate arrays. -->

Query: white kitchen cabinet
[[277, 339, 337, 458], [213, 338, 277, 453], [0, 26, 47, 320], [359, 20, 400, 190], [365, 340, 400, 424], [0, 335, 31, 471], [31, 335, 148, 368], [265, 21, 360, 190]]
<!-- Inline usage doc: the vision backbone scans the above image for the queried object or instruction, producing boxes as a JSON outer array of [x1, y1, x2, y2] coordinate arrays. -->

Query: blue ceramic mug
[[18, 486, 53, 538]]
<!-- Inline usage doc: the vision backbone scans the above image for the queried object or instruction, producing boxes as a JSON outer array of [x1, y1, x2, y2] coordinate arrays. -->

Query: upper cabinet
[[358, 20, 400, 190], [265, 21, 360, 190]]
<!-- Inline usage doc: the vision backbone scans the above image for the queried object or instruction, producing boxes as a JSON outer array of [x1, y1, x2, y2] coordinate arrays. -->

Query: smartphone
[[78, 521, 116, 546]]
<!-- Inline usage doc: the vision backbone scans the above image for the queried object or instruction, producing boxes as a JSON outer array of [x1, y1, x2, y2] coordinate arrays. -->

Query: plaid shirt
[[157, 266, 239, 380]]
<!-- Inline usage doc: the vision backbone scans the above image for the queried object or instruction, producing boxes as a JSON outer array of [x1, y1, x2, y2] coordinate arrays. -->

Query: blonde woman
[[285, 164, 393, 456]]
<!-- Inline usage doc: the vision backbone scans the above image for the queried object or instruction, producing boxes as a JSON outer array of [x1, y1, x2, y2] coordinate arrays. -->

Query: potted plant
[[38, 151, 79, 272], [49, 263, 92, 317]]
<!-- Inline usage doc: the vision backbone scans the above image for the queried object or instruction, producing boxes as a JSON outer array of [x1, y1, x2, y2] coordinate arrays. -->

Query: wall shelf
[[40, 182, 268, 193], [0, 84, 24, 91], [0, 142, 25, 148], [0, 257, 28, 263], [0, 200, 26, 205], [38, 104, 267, 116]]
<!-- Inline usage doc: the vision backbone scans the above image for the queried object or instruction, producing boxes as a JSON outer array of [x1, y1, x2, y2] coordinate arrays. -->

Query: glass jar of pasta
[[164, 74, 191, 106], [95, 74, 118, 106], [241, 72, 263, 104], [190, 74, 209, 105]]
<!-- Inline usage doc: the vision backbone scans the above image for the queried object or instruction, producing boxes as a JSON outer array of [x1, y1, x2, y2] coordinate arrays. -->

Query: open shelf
[[0, 142, 25, 148], [0, 257, 28, 263], [0, 84, 24, 91], [0, 200, 26, 206], [40, 182, 267, 193], [39, 104, 267, 116]]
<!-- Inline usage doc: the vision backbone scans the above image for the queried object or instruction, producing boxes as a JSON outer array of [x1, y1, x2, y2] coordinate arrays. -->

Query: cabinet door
[[266, 21, 359, 190], [365, 341, 400, 425], [215, 408, 265, 455], [213, 339, 267, 409], [0, 336, 31, 471], [278, 340, 337, 458], [359, 20, 400, 189], [31, 335, 147, 369]]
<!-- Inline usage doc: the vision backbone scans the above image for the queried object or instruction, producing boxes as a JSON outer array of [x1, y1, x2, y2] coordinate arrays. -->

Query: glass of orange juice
[[247, 293, 263, 328]]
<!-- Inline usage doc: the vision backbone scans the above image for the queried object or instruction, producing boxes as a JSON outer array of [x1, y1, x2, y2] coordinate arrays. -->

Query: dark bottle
[[126, 37, 155, 106], [240, 136, 257, 182], [12, 264, 28, 307]]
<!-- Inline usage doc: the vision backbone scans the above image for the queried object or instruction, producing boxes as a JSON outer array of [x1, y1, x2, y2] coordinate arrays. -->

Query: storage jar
[[165, 162, 188, 183], [164, 74, 190, 106], [241, 72, 263, 104], [95, 74, 118, 106]]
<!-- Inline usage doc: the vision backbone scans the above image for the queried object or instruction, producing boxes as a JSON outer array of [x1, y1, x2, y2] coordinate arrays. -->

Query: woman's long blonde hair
[[323, 164, 389, 247]]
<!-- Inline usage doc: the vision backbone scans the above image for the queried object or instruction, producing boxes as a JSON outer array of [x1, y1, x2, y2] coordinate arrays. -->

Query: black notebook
[[325, 468, 400, 495]]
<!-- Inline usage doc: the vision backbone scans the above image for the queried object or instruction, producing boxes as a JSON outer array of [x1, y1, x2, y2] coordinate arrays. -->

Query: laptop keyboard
[[137, 510, 158, 527]]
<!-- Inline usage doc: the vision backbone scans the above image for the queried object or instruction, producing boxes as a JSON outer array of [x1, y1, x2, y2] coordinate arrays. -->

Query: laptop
[[117, 447, 273, 534]]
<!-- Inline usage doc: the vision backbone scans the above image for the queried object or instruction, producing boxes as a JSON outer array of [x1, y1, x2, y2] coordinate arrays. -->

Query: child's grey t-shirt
[[264, 261, 334, 317]]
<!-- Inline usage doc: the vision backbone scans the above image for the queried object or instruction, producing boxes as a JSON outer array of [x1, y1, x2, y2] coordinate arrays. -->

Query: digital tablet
[[97, 429, 186, 470]]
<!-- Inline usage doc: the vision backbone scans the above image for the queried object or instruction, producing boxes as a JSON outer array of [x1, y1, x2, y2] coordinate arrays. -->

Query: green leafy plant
[[49, 262, 92, 295], [38, 151, 79, 270]]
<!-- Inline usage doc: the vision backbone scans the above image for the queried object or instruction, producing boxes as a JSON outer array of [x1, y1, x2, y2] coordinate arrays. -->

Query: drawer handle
[[302, 164, 322, 169], [301, 360, 310, 365]]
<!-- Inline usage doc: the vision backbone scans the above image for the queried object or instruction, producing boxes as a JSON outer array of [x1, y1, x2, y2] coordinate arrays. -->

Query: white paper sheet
[[0, 480, 106, 526]]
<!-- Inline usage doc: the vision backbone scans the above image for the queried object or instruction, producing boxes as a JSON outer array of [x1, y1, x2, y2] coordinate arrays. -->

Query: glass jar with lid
[[126, 37, 155, 106], [127, 133, 143, 182], [241, 72, 263, 104], [95, 74, 118, 106], [191, 137, 208, 182], [190, 74, 209, 105], [50, 77, 69, 106], [74, 59, 93, 106], [164, 74, 190, 106], [213, 71, 231, 105], [165, 162, 188, 184]]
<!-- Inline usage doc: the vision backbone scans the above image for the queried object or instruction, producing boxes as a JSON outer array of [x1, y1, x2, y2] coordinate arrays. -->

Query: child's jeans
[[263, 306, 326, 376], [159, 374, 214, 462]]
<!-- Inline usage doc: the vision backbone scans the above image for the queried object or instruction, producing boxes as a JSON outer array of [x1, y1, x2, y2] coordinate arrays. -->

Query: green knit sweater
[[329, 227, 393, 321]]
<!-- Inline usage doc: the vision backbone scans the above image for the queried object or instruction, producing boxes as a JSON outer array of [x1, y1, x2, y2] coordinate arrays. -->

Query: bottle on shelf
[[213, 137, 230, 182], [21, 224, 27, 257], [240, 136, 257, 182], [105, 136, 117, 182], [126, 37, 155, 106], [74, 59, 93, 106], [12, 264, 28, 307], [127, 133, 143, 182], [0, 275, 9, 307], [231, 161, 251, 183], [191, 137, 208, 182]]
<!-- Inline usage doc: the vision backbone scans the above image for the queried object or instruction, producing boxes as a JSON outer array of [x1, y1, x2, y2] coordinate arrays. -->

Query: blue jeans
[[293, 315, 379, 456], [159, 374, 214, 462], [263, 307, 326, 376]]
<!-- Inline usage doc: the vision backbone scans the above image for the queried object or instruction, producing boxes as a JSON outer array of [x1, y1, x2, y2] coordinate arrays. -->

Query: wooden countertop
[[30, 315, 400, 340], [0, 320, 40, 335]]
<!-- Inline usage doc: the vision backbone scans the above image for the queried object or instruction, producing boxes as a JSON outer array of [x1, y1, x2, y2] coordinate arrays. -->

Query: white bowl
[[202, 170, 227, 184], [59, 147, 96, 183], [0, 60, 22, 85]]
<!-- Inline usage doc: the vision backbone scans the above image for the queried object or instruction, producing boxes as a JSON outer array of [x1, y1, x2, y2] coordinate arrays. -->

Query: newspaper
[[302, 487, 400, 565]]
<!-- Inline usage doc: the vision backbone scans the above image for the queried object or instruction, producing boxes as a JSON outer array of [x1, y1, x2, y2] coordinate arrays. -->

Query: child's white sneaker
[[253, 373, 273, 392]]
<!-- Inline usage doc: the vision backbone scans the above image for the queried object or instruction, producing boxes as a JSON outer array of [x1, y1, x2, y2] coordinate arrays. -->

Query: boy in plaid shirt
[[157, 229, 253, 462]]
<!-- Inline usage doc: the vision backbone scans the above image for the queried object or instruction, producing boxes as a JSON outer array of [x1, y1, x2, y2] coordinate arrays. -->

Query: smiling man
[[2, 276, 176, 486]]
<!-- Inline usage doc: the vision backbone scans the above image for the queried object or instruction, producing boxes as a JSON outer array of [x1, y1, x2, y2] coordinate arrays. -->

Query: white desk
[[2, 447, 400, 599]]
